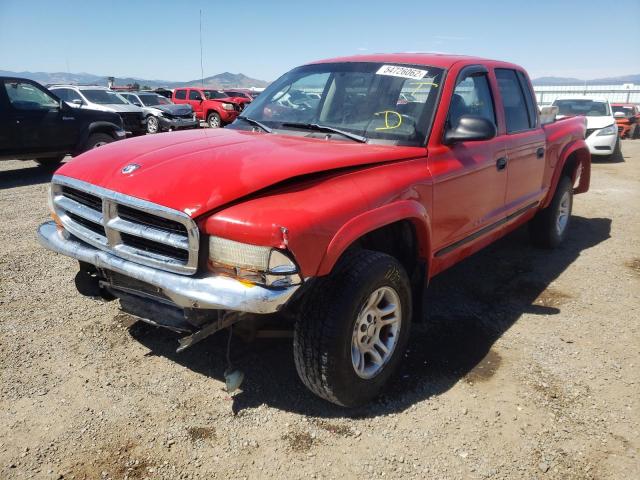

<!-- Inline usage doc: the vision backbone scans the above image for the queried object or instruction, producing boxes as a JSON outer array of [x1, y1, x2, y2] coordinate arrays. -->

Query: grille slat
[[51, 178, 199, 275]]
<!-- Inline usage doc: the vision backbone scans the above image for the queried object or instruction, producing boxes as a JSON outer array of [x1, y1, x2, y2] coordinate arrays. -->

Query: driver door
[[3, 79, 80, 158]]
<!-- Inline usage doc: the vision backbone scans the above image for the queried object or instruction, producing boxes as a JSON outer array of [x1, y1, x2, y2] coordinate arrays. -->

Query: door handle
[[496, 157, 508, 170], [536, 147, 545, 159]]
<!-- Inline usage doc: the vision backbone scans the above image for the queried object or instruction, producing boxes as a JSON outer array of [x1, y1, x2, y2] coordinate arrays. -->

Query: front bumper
[[37, 221, 300, 314], [219, 110, 239, 123], [586, 132, 617, 156], [159, 116, 199, 130]]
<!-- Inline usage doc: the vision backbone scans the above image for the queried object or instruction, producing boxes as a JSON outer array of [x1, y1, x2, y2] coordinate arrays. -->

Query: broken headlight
[[208, 236, 301, 287]]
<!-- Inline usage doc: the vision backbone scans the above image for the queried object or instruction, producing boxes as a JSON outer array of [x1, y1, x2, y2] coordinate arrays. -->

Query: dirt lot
[[1, 141, 639, 480]]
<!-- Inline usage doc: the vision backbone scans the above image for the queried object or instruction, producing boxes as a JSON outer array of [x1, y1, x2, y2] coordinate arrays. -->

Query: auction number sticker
[[376, 65, 428, 80]]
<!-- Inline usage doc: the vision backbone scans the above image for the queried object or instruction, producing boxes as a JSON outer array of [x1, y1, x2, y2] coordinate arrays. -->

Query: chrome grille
[[51, 175, 199, 275]]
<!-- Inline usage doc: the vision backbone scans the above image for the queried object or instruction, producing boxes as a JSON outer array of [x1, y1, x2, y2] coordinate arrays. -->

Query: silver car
[[49, 85, 146, 136], [120, 92, 198, 134]]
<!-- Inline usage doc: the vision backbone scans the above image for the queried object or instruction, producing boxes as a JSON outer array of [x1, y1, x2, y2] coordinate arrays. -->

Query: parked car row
[[0, 76, 264, 166]]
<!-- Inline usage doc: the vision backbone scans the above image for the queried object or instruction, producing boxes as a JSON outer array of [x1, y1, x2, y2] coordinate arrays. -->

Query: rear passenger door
[[495, 69, 546, 214]]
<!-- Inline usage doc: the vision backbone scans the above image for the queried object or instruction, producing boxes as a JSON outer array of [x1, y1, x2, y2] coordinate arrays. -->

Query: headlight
[[597, 124, 617, 136], [208, 236, 301, 287], [222, 103, 234, 111]]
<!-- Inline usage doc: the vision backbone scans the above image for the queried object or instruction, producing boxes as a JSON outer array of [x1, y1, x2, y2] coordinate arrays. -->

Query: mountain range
[[0, 70, 270, 89], [1, 69, 639, 89], [532, 74, 640, 86]]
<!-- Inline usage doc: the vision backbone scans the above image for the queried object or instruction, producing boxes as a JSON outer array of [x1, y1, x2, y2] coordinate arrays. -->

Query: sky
[[1, 0, 639, 82]]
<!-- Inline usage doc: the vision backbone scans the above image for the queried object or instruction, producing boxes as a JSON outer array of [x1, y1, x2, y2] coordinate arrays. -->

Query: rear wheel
[[293, 250, 412, 407], [529, 175, 573, 249], [207, 112, 221, 128], [83, 133, 114, 152]]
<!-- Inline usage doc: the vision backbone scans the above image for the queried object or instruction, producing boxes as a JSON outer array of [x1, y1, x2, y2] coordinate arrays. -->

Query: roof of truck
[[310, 52, 521, 70]]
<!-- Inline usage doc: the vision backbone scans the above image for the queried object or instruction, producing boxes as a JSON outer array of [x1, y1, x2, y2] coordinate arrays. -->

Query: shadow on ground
[[0, 162, 60, 190], [130, 215, 611, 417]]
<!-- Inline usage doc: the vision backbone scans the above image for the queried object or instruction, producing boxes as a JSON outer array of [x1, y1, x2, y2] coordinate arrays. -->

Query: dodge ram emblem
[[121, 163, 140, 175]]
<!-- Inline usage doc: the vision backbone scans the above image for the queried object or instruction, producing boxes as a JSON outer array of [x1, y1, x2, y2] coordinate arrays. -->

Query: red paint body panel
[[55, 54, 591, 283]]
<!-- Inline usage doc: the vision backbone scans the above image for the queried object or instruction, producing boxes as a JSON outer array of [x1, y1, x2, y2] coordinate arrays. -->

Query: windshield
[[82, 89, 128, 105], [612, 105, 633, 117], [138, 94, 171, 106], [231, 62, 444, 146], [553, 99, 610, 117], [203, 90, 228, 100]]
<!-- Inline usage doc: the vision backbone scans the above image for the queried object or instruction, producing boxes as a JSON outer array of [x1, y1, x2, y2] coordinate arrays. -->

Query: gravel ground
[[1, 141, 639, 480]]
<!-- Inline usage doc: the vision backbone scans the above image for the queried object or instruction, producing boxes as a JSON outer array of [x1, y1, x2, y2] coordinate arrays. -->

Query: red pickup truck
[[38, 54, 590, 406], [172, 87, 245, 128]]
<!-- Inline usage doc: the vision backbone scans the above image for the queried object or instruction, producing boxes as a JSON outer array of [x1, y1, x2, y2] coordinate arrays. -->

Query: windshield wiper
[[281, 122, 367, 143], [237, 115, 272, 133]]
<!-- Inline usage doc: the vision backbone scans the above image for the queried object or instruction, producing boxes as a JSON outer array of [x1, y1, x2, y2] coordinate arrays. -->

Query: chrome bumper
[[37, 221, 300, 314]]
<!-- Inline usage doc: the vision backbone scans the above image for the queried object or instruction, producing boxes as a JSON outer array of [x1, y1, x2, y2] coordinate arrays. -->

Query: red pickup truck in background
[[38, 54, 590, 406], [172, 87, 246, 128]]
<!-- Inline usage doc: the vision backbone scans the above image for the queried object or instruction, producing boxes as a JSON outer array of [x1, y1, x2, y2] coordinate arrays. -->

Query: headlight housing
[[208, 236, 301, 287], [221, 103, 234, 111], [597, 124, 617, 136]]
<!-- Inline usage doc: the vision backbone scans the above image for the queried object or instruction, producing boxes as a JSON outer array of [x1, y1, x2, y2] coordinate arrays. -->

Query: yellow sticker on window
[[374, 111, 403, 130]]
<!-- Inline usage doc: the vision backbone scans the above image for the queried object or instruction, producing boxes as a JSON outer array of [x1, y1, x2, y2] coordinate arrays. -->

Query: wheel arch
[[74, 121, 120, 154], [316, 200, 432, 279], [543, 140, 590, 208]]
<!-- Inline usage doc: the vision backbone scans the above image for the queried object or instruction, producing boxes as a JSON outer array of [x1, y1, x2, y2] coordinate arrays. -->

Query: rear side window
[[516, 70, 537, 128], [188, 90, 202, 101], [174, 89, 186, 100], [495, 69, 532, 133]]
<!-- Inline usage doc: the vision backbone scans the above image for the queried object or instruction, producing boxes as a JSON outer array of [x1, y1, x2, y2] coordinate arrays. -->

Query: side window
[[449, 73, 495, 128], [174, 89, 186, 100], [65, 89, 83, 103], [495, 69, 532, 133], [3, 80, 60, 110], [54, 88, 69, 101], [516, 71, 537, 128], [189, 90, 202, 101]]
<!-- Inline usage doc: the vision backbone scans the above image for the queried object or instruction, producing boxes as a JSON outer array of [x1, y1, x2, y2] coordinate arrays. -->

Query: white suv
[[552, 97, 620, 159], [49, 85, 146, 136]]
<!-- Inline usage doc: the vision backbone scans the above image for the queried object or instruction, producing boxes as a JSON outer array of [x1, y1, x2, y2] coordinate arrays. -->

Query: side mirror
[[614, 112, 626, 118], [72, 99, 84, 106], [444, 115, 497, 144]]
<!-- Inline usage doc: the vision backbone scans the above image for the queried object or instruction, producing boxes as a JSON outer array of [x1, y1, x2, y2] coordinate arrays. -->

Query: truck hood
[[57, 129, 425, 218]]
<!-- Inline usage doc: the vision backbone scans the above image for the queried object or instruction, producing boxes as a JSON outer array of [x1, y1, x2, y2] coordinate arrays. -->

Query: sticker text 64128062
[[376, 65, 429, 80]]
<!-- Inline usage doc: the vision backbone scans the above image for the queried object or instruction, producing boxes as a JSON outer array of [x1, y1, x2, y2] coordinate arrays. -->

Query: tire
[[529, 175, 573, 249], [293, 249, 412, 407], [207, 112, 221, 128], [633, 125, 640, 140], [35, 156, 64, 169], [608, 137, 623, 161], [83, 133, 114, 153], [146, 115, 160, 134]]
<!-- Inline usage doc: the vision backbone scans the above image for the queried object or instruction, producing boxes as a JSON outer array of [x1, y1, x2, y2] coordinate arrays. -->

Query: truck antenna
[[199, 9, 204, 88]]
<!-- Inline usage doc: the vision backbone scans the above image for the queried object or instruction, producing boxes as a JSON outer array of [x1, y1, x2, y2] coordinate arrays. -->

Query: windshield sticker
[[376, 65, 429, 80], [374, 110, 403, 130]]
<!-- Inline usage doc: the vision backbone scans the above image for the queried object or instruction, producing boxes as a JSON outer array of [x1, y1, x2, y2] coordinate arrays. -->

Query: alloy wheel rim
[[556, 191, 570, 235], [209, 116, 220, 128], [147, 117, 159, 133], [351, 286, 402, 379]]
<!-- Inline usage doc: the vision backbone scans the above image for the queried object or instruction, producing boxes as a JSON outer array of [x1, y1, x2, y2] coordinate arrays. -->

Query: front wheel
[[529, 175, 573, 249], [293, 250, 412, 407], [146, 115, 160, 134], [207, 112, 221, 128], [82, 132, 114, 153]]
